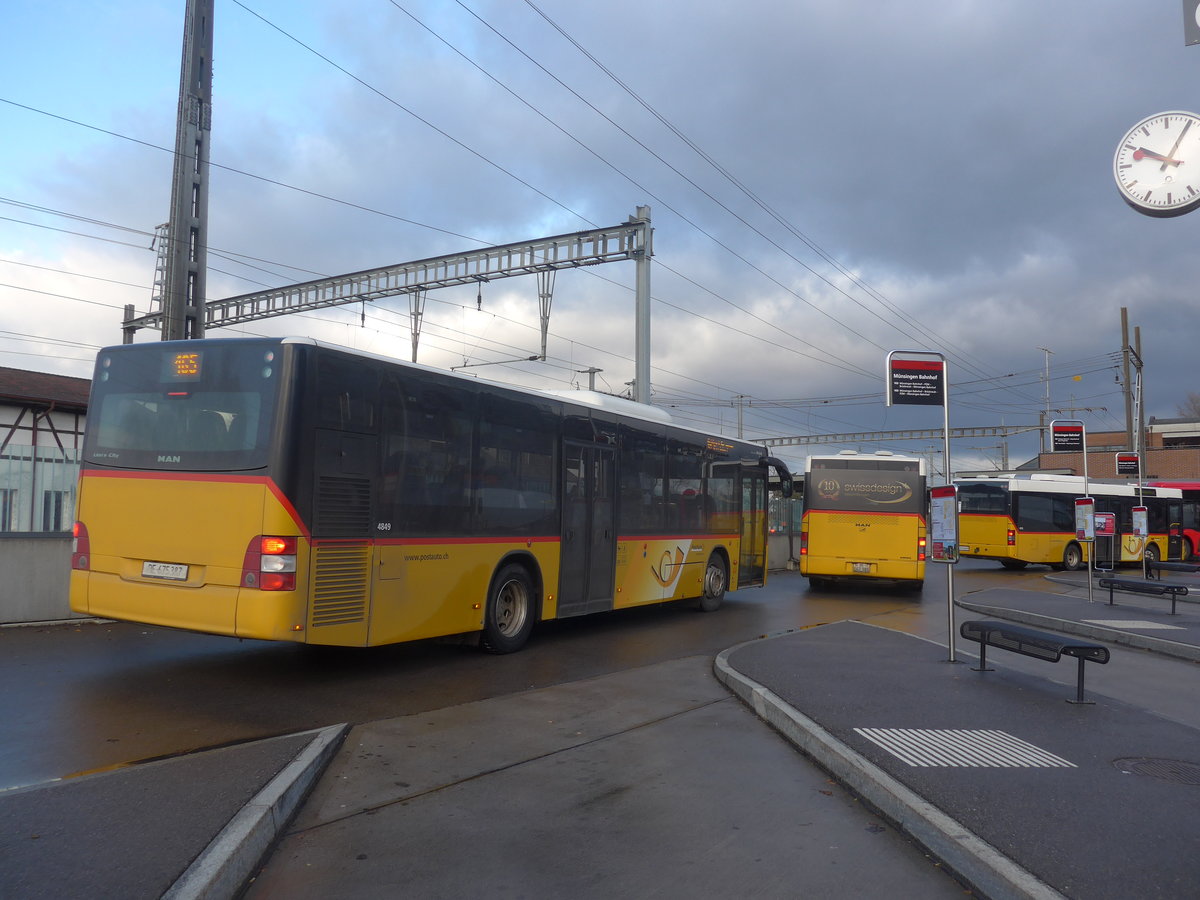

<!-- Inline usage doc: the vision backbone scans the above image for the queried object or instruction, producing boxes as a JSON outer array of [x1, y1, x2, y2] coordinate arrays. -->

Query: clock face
[[1114, 111, 1200, 218]]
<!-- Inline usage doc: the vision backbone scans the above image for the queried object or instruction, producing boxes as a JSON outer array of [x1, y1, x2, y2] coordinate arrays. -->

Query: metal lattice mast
[[161, 0, 213, 342]]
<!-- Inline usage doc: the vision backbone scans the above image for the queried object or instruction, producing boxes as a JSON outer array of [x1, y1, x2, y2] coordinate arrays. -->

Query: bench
[[1097, 577, 1189, 614], [1145, 560, 1200, 580], [959, 619, 1109, 704]]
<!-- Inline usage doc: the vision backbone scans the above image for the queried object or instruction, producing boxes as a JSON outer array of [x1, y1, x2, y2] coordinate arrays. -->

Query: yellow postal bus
[[955, 473, 1181, 570], [799, 450, 927, 591], [70, 337, 791, 652]]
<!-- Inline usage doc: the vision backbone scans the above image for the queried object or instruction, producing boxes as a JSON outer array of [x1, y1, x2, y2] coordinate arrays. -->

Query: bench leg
[[970, 640, 994, 673], [1066, 656, 1094, 705]]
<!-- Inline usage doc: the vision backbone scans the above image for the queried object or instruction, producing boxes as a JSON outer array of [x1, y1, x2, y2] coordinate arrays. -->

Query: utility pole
[[1037, 347, 1053, 452], [732, 395, 751, 439], [1135, 325, 1145, 451], [576, 367, 602, 391], [160, 0, 213, 342], [631, 206, 653, 404], [1121, 308, 1133, 450]]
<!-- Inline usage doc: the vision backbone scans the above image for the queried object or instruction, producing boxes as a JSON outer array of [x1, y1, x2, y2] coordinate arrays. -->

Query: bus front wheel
[[696, 554, 728, 612], [1144, 542, 1160, 565], [481, 563, 536, 654], [1062, 542, 1083, 571]]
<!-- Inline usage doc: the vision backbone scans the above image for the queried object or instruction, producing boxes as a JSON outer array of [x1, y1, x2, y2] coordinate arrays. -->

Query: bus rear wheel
[[1061, 542, 1083, 571], [481, 563, 536, 654], [696, 554, 728, 612]]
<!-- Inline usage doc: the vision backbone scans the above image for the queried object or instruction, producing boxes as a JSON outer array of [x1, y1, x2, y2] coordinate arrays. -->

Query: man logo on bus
[[816, 478, 841, 501]]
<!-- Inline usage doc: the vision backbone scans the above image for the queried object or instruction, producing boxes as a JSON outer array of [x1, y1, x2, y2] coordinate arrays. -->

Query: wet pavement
[[3, 574, 1199, 899]]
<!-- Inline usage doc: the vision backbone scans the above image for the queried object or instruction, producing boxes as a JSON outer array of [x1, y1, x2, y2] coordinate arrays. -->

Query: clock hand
[[1160, 120, 1192, 171], [1133, 147, 1182, 166]]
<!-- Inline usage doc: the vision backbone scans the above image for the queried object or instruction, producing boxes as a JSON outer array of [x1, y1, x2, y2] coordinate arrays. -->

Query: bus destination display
[[166, 351, 202, 381]]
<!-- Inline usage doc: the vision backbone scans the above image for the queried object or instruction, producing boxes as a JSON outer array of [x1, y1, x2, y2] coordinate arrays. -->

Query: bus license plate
[[852, 563, 871, 574], [143, 561, 189, 581]]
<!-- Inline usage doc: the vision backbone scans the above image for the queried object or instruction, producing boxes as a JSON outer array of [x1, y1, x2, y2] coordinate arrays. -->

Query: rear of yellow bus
[[800, 508, 926, 586], [799, 459, 926, 589], [70, 339, 311, 641]]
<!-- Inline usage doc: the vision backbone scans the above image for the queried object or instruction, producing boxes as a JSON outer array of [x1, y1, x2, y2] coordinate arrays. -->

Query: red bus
[[1146, 481, 1200, 561]]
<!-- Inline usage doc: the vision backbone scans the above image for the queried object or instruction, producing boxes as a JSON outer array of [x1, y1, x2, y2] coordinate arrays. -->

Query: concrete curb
[[162, 723, 349, 900], [714, 635, 1064, 900]]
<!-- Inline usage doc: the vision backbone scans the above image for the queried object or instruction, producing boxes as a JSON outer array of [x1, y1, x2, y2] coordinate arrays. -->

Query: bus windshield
[[84, 341, 282, 472]]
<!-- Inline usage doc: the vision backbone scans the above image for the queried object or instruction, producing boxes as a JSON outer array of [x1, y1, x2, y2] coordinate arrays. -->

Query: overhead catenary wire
[[0, 7, 1132, 445]]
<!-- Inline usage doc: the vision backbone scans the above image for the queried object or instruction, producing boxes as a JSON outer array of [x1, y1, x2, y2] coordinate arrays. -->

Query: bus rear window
[[84, 343, 281, 471]]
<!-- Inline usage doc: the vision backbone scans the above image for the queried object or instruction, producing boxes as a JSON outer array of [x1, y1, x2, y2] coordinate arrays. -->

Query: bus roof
[[1146, 480, 1200, 491], [805, 449, 926, 473], [956, 472, 1182, 499]]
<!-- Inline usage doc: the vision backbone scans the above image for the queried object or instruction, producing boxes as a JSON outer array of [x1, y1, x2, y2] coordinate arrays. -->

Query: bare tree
[[1178, 393, 1200, 418]]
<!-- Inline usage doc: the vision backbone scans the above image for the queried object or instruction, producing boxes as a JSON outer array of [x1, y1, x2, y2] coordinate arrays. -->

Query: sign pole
[[1053, 419, 1093, 603], [887, 349, 956, 661], [942, 365, 955, 661], [1083, 426, 1092, 603]]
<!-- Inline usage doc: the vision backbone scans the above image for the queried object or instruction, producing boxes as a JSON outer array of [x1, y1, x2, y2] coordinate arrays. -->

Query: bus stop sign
[[1116, 452, 1139, 476], [1052, 422, 1085, 452], [887, 356, 945, 406]]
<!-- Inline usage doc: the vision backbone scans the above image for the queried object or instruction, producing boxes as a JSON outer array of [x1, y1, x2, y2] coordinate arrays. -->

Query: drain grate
[[853, 728, 1076, 768], [1113, 757, 1200, 785]]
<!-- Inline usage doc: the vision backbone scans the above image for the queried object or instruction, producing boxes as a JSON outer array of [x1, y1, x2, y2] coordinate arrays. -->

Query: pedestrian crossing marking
[[853, 728, 1076, 768]]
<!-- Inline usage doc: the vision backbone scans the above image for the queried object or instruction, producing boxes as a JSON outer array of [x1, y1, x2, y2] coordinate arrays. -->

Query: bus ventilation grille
[[312, 542, 370, 627], [316, 476, 372, 536]]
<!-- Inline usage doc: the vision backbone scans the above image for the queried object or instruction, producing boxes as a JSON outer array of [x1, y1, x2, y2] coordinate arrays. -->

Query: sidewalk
[[717, 608, 1200, 898], [0, 726, 345, 900], [4, 581, 1199, 898]]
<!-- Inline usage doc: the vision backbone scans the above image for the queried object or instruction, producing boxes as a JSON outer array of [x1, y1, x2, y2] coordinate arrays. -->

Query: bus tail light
[[72, 521, 90, 570], [799, 531, 808, 556], [242, 536, 297, 591], [917, 536, 926, 562], [1006, 529, 1016, 546]]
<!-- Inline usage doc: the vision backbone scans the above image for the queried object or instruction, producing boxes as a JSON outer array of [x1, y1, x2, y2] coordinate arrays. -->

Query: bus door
[[1166, 500, 1184, 560], [558, 442, 616, 617], [739, 466, 768, 586]]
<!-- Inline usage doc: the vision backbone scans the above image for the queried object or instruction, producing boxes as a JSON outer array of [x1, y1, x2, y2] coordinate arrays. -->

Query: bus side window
[[317, 355, 378, 432], [668, 447, 704, 531], [477, 395, 556, 534], [1052, 496, 1074, 533], [381, 375, 473, 536]]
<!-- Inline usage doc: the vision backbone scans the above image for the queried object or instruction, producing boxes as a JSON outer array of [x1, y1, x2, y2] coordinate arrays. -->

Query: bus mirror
[[764, 457, 794, 498]]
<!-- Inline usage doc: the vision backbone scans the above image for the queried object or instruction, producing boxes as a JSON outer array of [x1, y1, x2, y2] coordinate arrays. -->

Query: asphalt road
[[1, 561, 1032, 792]]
